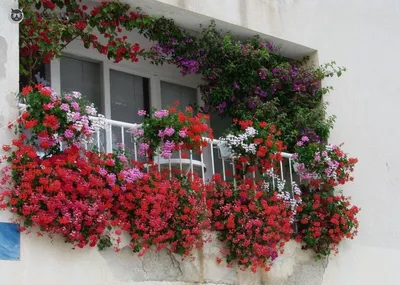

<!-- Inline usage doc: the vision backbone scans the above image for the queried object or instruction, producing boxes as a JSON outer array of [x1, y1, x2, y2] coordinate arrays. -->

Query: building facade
[[0, 0, 399, 284]]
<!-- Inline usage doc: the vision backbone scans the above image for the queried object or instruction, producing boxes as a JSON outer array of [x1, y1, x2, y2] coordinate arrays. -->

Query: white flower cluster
[[262, 170, 302, 223], [221, 127, 258, 155]]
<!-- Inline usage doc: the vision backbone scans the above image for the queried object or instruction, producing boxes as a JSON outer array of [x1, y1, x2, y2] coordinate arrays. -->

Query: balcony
[[86, 116, 298, 191]]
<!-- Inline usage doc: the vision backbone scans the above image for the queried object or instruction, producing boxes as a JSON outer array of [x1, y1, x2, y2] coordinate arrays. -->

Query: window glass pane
[[110, 70, 148, 156], [161, 81, 197, 110], [60, 57, 102, 111], [110, 69, 145, 123]]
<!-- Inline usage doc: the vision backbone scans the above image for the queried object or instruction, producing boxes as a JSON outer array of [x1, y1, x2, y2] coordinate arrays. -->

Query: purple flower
[[154, 110, 169, 118], [216, 102, 227, 112], [233, 81, 240, 90], [255, 86, 267, 97], [137, 110, 147, 117], [297, 141, 304, 147], [322, 151, 328, 157], [258, 68, 267, 80]]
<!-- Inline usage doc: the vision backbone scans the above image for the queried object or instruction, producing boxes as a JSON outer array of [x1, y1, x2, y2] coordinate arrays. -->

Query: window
[[161, 81, 197, 110], [109, 69, 150, 153], [110, 69, 149, 123], [60, 56, 102, 111]]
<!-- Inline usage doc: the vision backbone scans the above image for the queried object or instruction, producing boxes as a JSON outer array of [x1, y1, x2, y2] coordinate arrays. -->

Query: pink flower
[[179, 128, 187, 138], [301, 136, 309, 142], [60, 104, 70, 112], [71, 101, 80, 112], [137, 110, 147, 116], [163, 127, 175, 136], [44, 103, 55, 110], [138, 143, 149, 156], [161, 141, 175, 158], [64, 129, 74, 139], [117, 154, 128, 163], [154, 110, 169, 118], [121, 168, 143, 183]]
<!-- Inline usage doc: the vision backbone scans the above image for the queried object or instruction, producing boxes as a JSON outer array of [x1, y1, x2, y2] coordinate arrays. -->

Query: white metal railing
[[18, 103, 297, 191], [94, 118, 298, 192]]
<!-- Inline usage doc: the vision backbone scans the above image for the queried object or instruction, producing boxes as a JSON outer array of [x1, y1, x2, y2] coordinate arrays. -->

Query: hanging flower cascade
[[18, 85, 105, 153], [294, 138, 358, 188], [293, 136, 359, 257], [206, 173, 302, 272]]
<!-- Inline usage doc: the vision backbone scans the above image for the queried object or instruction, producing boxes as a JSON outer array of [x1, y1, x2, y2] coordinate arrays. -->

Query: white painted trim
[[158, 75, 199, 89], [102, 63, 111, 119], [150, 76, 162, 110], [50, 59, 61, 94], [108, 63, 151, 80]]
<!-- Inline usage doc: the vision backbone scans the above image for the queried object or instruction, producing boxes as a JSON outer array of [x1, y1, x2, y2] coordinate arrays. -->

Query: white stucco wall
[[0, 0, 399, 284]]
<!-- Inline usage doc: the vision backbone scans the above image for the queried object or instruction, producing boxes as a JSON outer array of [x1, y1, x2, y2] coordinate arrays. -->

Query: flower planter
[[217, 141, 232, 159]]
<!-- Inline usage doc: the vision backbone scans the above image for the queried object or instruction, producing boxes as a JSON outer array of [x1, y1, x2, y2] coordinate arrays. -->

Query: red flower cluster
[[296, 187, 359, 257], [111, 169, 210, 256], [206, 175, 294, 272], [20, 0, 151, 78], [225, 119, 286, 175], [0, 144, 114, 248]]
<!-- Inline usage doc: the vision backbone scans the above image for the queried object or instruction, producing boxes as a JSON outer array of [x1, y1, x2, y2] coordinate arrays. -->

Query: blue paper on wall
[[0, 222, 20, 260]]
